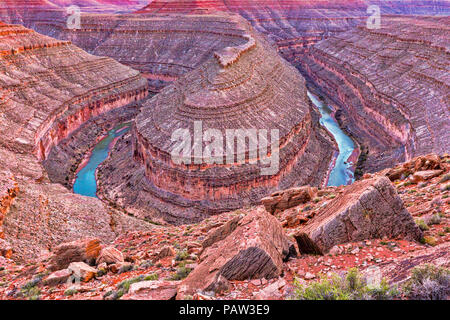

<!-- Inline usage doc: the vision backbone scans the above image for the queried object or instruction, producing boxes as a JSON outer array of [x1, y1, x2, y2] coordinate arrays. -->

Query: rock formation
[[294, 176, 422, 254], [294, 16, 450, 173], [96, 16, 335, 222], [0, 22, 152, 261], [178, 207, 291, 297]]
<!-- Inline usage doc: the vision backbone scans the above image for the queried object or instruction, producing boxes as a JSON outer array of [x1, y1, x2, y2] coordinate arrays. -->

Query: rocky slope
[[294, 16, 449, 174], [95, 16, 336, 223], [0, 154, 448, 300], [0, 22, 152, 261]]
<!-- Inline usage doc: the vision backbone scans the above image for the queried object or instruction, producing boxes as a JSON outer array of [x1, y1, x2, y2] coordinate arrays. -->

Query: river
[[308, 92, 357, 187], [73, 94, 355, 197], [73, 123, 131, 198]]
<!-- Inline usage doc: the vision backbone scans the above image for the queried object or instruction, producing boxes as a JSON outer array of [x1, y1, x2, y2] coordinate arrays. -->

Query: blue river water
[[73, 123, 131, 198], [308, 92, 356, 187]]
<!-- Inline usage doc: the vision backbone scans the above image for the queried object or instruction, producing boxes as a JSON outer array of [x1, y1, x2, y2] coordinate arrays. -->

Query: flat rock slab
[[294, 177, 422, 254], [121, 280, 178, 300], [48, 238, 101, 271], [178, 207, 290, 297]]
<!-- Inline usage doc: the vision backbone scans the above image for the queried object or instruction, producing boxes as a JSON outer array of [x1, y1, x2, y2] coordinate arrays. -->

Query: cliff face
[[0, 22, 151, 261], [294, 16, 450, 172], [2, 0, 448, 94], [96, 16, 336, 223]]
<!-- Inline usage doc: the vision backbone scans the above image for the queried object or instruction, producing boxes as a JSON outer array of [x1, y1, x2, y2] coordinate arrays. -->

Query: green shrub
[[415, 219, 429, 231], [175, 249, 190, 261], [403, 264, 450, 300], [422, 236, 437, 246], [64, 288, 78, 296], [291, 268, 398, 300], [169, 266, 192, 281], [428, 214, 441, 226]]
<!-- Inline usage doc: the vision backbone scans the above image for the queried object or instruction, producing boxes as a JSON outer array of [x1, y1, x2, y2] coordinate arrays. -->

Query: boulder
[[411, 170, 443, 183], [43, 269, 71, 286], [96, 246, 124, 265], [178, 207, 291, 298], [201, 214, 243, 249], [67, 262, 97, 282], [48, 238, 102, 271], [294, 177, 422, 255], [121, 280, 178, 300], [152, 246, 176, 263], [261, 186, 316, 214]]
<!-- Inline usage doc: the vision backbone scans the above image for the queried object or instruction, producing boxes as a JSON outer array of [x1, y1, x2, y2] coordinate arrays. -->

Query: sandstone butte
[[0, 22, 153, 261], [95, 14, 336, 223]]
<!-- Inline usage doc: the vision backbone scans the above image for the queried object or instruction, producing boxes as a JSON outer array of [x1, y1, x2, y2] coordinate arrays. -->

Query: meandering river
[[73, 123, 131, 198], [308, 92, 357, 187], [73, 93, 356, 197]]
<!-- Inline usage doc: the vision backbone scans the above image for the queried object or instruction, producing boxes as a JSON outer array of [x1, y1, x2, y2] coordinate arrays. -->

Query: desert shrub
[[291, 268, 398, 300], [421, 236, 437, 246], [175, 249, 190, 261], [403, 264, 450, 300], [169, 266, 192, 281], [439, 174, 450, 183], [428, 214, 441, 226], [415, 219, 429, 231], [114, 273, 160, 299], [64, 288, 78, 296]]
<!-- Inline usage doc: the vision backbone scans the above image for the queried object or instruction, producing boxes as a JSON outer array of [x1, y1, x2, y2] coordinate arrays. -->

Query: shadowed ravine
[[73, 123, 131, 198], [308, 92, 357, 187]]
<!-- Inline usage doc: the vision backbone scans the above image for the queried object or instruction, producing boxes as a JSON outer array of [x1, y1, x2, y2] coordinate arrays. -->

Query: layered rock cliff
[[294, 16, 449, 173], [0, 22, 152, 261]]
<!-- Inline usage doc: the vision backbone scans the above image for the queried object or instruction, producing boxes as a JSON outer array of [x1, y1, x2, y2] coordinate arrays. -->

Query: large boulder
[[294, 177, 422, 255], [178, 207, 291, 298], [48, 238, 102, 271], [261, 186, 316, 214], [96, 246, 124, 265], [43, 269, 72, 287]]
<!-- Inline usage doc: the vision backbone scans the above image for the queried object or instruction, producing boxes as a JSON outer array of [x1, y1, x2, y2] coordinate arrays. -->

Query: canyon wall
[[0, 22, 152, 261], [294, 16, 449, 172]]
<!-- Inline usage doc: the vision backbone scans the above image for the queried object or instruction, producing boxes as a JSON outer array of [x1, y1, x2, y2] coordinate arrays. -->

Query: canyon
[[0, 0, 448, 302], [293, 16, 449, 173], [0, 22, 152, 261]]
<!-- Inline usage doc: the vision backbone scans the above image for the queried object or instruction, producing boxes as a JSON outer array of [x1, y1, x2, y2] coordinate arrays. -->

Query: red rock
[[261, 186, 316, 214], [121, 280, 178, 300], [178, 207, 290, 297], [48, 238, 102, 271], [411, 170, 444, 183], [43, 269, 71, 287], [96, 246, 124, 265], [153, 246, 176, 263], [201, 214, 243, 249], [294, 177, 422, 255], [68, 262, 97, 282]]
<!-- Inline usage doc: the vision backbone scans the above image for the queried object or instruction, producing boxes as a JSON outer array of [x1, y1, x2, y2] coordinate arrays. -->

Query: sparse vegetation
[[415, 218, 429, 231], [439, 174, 450, 183], [291, 268, 398, 300], [169, 266, 192, 281], [421, 236, 437, 246], [403, 264, 450, 300], [64, 288, 78, 296], [428, 214, 441, 226]]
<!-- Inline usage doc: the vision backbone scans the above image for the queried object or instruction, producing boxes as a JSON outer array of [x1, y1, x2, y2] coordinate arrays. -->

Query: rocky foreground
[[1, 154, 448, 300]]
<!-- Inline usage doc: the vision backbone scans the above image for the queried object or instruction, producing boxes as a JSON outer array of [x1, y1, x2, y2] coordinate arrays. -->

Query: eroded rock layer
[[0, 22, 152, 261], [294, 16, 450, 173], [96, 17, 335, 222]]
